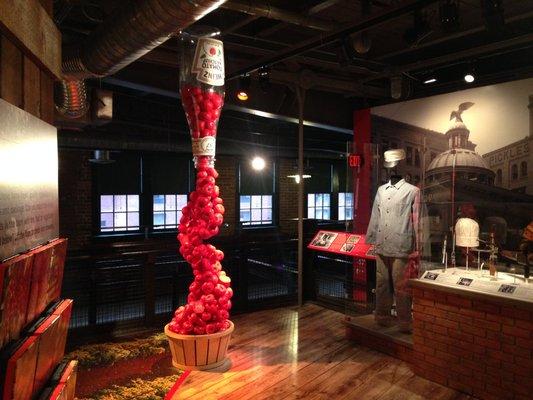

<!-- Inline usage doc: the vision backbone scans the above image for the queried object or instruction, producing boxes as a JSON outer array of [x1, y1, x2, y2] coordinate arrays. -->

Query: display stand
[[410, 275, 532, 399], [307, 230, 376, 311], [0, 239, 75, 400]]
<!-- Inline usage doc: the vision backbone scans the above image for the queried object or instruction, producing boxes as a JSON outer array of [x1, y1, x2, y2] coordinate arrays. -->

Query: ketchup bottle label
[[192, 38, 225, 86], [192, 137, 216, 156]]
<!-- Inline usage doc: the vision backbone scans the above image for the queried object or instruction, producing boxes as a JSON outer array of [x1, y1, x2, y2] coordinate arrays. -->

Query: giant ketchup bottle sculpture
[[168, 28, 232, 336]]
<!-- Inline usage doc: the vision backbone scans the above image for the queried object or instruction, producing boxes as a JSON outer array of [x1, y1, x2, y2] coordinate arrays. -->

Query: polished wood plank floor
[[174, 304, 471, 400]]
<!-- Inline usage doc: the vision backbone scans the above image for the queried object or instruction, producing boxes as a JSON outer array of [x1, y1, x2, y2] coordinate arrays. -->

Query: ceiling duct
[[57, 0, 227, 118]]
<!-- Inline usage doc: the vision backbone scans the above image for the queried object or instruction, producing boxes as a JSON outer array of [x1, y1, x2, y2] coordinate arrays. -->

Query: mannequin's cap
[[384, 149, 406, 168], [455, 218, 479, 247]]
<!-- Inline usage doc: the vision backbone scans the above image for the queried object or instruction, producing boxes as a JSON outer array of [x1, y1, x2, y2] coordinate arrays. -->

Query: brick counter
[[410, 280, 532, 400]]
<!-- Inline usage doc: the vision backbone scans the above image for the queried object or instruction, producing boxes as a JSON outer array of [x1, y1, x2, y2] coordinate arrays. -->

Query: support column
[[353, 109, 372, 233], [297, 87, 306, 307]]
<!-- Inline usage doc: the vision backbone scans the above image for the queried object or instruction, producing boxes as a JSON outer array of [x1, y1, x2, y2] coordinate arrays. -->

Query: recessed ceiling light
[[464, 73, 475, 83]]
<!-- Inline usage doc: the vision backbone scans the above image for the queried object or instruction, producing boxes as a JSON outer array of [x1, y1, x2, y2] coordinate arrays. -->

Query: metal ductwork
[[221, 0, 335, 31], [57, 0, 227, 118]]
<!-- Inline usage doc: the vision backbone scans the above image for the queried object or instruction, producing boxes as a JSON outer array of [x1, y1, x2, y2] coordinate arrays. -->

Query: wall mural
[[371, 77, 533, 273]]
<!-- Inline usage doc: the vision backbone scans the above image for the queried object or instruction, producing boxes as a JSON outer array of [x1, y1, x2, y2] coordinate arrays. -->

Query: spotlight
[[258, 67, 270, 93], [251, 156, 266, 171], [237, 74, 251, 101], [464, 73, 475, 83], [287, 174, 311, 184], [423, 78, 437, 84]]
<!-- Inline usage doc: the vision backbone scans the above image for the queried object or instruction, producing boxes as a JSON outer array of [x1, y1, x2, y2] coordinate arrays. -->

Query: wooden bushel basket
[[164, 321, 234, 371]]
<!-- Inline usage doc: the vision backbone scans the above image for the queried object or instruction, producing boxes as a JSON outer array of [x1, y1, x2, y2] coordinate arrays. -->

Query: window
[[414, 148, 420, 167], [153, 194, 188, 230], [520, 161, 527, 177], [308, 193, 331, 220], [238, 159, 276, 227], [496, 169, 502, 184], [338, 192, 353, 221], [406, 146, 413, 165], [100, 195, 140, 232], [511, 164, 518, 180], [240, 195, 273, 225]]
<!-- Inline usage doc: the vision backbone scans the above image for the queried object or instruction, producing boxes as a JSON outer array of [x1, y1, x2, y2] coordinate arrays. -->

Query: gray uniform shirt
[[366, 179, 421, 258]]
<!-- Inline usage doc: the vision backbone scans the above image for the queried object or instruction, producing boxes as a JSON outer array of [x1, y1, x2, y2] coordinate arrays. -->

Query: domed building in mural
[[425, 119, 495, 186], [424, 104, 532, 250]]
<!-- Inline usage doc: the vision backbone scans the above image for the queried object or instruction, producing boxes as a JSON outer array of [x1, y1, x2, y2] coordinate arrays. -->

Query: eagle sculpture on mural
[[450, 102, 474, 122]]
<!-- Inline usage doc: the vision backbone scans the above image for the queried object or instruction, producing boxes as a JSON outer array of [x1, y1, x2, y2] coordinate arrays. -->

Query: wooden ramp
[[171, 303, 471, 400]]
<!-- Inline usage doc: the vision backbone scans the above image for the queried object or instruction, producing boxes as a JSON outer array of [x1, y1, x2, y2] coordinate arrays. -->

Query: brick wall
[[279, 158, 298, 236], [58, 149, 93, 250], [215, 155, 237, 237], [411, 286, 532, 400]]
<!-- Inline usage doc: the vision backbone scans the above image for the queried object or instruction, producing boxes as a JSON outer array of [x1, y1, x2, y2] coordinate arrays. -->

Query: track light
[[251, 156, 266, 171], [439, 0, 460, 32], [258, 67, 270, 93], [482, 0, 504, 33], [404, 10, 432, 46], [237, 74, 251, 101]]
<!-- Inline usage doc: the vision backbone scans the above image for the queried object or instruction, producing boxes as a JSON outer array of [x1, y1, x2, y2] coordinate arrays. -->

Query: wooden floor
[[174, 304, 472, 400]]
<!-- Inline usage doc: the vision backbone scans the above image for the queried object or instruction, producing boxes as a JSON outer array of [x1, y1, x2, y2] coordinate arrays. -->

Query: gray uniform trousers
[[375, 254, 412, 331]]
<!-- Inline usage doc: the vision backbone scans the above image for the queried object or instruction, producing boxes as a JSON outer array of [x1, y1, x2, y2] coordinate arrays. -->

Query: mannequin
[[366, 149, 423, 333]]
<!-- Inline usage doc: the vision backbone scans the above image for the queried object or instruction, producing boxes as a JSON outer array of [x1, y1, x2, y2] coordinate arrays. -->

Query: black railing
[[61, 235, 301, 343]]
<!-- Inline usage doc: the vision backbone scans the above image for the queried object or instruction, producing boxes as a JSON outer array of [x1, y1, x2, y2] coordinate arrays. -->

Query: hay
[[66, 332, 168, 368], [77, 374, 180, 400]]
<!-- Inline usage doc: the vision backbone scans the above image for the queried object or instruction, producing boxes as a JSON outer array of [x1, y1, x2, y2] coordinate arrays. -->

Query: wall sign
[[0, 99, 59, 261], [348, 154, 362, 168]]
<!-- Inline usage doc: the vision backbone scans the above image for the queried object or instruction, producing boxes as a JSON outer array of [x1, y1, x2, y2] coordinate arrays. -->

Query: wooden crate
[[165, 321, 234, 371]]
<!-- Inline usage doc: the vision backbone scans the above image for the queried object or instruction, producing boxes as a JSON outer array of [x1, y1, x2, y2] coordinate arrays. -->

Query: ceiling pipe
[[57, 0, 227, 118], [226, 0, 441, 80], [221, 0, 336, 31]]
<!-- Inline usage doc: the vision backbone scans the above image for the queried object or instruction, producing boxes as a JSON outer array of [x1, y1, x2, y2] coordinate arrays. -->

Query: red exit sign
[[348, 154, 362, 167]]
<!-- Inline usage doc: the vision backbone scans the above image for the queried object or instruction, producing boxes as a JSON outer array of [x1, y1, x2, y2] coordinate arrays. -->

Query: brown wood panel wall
[[0, 0, 56, 125]]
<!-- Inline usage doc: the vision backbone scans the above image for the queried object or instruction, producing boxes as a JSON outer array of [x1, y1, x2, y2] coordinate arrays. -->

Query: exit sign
[[348, 154, 362, 167]]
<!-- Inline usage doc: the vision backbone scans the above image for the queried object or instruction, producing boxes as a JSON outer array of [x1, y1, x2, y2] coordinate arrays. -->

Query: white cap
[[455, 218, 479, 248], [384, 149, 406, 168]]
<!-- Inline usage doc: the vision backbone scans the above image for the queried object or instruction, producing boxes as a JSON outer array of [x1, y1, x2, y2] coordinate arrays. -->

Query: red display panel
[[46, 239, 68, 304], [51, 299, 73, 369], [307, 230, 376, 260], [26, 246, 53, 325], [32, 314, 61, 395], [2, 335, 40, 400], [0, 253, 34, 348]]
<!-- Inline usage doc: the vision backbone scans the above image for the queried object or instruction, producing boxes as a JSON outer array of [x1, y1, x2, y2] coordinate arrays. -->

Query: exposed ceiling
[[56, 0, 533, 149]]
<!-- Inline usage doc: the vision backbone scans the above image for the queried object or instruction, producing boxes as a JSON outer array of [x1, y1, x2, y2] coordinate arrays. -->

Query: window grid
[[240, 195, 273, 226], [520, 161, 527, 177], [308, 193, 331, 220], [100, 195, 140, 232], [338, 192, 353, 221], [153, 194, 188, 230]]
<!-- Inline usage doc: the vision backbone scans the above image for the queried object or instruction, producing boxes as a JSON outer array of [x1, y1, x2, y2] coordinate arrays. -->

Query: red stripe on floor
[[165, 369, 191, 400]]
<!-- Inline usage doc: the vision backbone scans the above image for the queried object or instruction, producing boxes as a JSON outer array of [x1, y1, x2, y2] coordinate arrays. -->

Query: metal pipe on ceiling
[[221, 0, 336, 31], [226, 0, 441, 80], [361, 32, 533, 83], [58, 0, 227, 118]]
